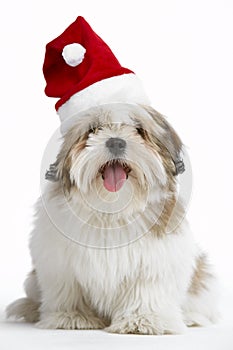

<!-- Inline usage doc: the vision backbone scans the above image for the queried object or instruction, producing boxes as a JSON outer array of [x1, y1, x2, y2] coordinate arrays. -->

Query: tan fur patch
[[189, 254, 213, 295], [142, 106, 183, 165], [150, 194, 185, 237], [56, 130, 89, 194], [134, 107, 185, 237]]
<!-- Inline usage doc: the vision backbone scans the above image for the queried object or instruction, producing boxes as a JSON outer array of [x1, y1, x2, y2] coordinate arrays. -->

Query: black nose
[[105, 137, 126, 156]]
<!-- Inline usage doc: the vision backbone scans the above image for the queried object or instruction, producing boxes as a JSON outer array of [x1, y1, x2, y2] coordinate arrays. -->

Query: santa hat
[[43, 16, 150, 130]]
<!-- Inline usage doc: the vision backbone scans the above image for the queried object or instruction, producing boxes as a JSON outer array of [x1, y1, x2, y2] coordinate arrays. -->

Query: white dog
[[7, 103, 219, 334]]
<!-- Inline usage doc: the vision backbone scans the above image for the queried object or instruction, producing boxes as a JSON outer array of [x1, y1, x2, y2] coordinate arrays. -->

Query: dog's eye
[[88, 126, 103, 134], [136, 127, 145, 138]]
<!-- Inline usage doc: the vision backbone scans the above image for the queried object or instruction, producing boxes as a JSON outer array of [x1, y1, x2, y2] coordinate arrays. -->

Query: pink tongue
[[103, 164, 127, 192]]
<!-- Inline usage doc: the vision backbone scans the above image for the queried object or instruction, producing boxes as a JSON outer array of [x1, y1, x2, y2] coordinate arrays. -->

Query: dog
[[6, 103, 219, 334]]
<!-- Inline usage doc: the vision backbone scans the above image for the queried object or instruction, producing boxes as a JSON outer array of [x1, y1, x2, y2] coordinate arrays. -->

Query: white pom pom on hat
[[62, 43, 86, 67]]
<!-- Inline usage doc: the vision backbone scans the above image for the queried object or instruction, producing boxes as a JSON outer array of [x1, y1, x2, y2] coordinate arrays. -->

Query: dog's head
[[47, 103, 184, 216]]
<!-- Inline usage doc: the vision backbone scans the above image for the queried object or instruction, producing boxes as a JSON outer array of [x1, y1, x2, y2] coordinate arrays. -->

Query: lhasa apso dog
[[7, 103, 218, 334]]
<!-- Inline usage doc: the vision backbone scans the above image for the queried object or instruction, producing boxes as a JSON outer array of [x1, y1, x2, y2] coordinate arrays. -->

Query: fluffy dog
[[7, 103, 219, 334]]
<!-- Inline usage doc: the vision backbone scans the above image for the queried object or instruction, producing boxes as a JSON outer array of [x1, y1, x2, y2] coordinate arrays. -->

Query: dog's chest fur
[[70, 232, 195, 318], [31, 195, 195, 317], [73, 231, 193, 286]]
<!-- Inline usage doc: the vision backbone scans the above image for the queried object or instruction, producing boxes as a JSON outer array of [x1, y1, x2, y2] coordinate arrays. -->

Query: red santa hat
[[43, 16, 150, 130]]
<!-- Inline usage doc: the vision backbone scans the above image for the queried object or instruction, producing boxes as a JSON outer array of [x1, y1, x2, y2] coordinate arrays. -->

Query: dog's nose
[[105, 137, 126, 156]]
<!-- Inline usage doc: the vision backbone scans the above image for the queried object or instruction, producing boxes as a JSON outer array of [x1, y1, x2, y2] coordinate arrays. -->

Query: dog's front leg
[[106, 278, 187, 335], [36, 272, 106, 330]]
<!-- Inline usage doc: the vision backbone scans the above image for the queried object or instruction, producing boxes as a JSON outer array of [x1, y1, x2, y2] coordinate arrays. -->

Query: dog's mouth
[[99, 160, 131, 192]]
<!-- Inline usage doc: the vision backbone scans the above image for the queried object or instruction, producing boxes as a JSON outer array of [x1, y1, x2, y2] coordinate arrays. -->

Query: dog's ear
[[45, 152, 73, 193], [141, 106, 185, 176], [45, 129, 89, 193]]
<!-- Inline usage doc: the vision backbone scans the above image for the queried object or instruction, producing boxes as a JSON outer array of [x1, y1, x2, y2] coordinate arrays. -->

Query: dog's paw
[[36, 311, 106, 330], [106, 313, 187, 335], [105, 314, 164, 335], [163, 316, 187, 334], [184, 311, 219, 327]]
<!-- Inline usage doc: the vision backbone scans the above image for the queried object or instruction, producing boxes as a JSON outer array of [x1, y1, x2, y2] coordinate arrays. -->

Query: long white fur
[[6, 104, 219, 334]]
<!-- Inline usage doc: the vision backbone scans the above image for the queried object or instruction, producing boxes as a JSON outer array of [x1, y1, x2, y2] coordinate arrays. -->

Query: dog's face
[[53, 103, 183, 216]]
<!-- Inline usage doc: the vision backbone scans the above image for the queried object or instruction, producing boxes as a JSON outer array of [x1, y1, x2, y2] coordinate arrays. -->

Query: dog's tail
[[6, 270, 41, 323]]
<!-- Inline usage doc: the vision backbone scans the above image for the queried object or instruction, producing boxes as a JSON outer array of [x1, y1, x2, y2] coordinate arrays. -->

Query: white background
[[0, 0, 233, 349]]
